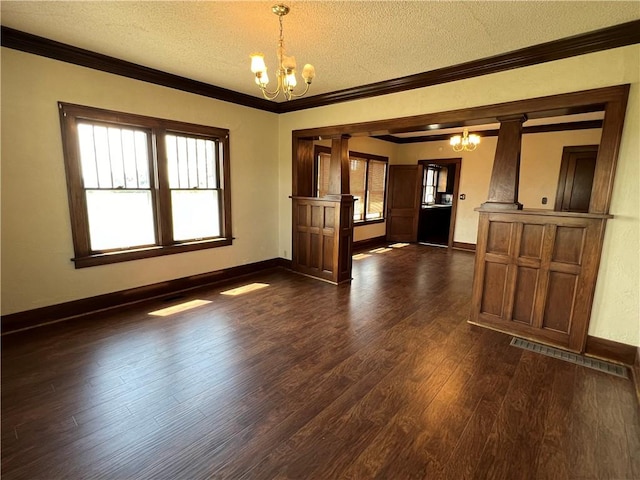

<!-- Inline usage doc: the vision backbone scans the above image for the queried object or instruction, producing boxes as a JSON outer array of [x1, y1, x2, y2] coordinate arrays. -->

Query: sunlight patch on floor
[[389, 243, 409, 248], [220, 283, 270, 296], [149, 299, 212, 317], [370, 247, 392, 254], [353, 253, 371, 260]]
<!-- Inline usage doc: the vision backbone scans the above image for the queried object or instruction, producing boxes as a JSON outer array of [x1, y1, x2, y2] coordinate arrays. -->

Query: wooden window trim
[[58, 102, 232, 268], [350, 150, 388, 225], [313, 145, 388, 225]]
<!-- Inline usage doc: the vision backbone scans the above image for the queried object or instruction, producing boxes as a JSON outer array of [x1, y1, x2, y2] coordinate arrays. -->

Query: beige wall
[[392, 129, 602, 244], [1, 48, 280, 315], [2, 43, 638, 347], [393, 137, 497, 244], [278, 45, 640, 346], [520, 130, 603, 210]]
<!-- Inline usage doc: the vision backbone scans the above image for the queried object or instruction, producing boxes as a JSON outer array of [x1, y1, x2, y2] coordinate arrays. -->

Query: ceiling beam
[[374, 120, 605, 144]]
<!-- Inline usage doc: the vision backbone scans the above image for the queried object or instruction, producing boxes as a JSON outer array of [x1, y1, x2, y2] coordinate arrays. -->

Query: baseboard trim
[[452, 241, 476, 252], [584, 335, 638, 366], [1, 258, 290, 334], [276, 257, 293, 269], [353, 236, 387, 252]]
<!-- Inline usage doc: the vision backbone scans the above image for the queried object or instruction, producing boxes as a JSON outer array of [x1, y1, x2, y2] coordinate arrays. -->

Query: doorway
[[554, 145, 599, 213], [417, 158, 461, 248]]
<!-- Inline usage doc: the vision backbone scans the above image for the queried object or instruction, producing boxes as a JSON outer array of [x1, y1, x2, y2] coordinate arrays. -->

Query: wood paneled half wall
[[468, 85, 629, 353], [292, 84, 630, 355]]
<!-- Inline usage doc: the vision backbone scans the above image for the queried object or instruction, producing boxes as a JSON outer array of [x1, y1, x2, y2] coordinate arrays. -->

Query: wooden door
[[386, 165, 423, 242], [555, 145, 599, 213]]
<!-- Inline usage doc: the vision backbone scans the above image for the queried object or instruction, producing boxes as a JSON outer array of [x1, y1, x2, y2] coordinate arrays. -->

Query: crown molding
[[0, 26, 279, 113], [279, 20, 640, 113], [2, 20, 639, 114], [375, 120, 604, 144]]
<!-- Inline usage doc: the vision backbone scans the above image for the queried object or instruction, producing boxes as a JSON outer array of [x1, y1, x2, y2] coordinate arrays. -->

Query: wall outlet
[[541, 197, 548, 205]]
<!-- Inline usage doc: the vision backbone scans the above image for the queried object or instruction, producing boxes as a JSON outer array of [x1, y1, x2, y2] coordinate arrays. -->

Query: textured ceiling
[[2, 1, 639, 102]]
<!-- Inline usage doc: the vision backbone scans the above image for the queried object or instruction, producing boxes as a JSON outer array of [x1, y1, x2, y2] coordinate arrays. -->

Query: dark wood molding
[[292, 85, 625, 140], [1, 258, 288, 334], [584, 335, 638, 366], [554, 145, 600, 212], [0, 26, 279, 113], [374, 120, 604, 144], [279, 20, 640, 113], [58, 102, 234, 268], [3, 20, 639, 114], [633, 348, 640, 406], [452, 241, 476, 252], [482, 115, 527, 209], [353, 235, 388, 252], [276, 257, 293, 269]]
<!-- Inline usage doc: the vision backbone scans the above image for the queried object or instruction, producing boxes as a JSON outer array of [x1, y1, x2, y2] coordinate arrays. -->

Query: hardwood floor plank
[[2, 245, 637, 480], [533, 362, 576, 480], [594, 373, 636, 480], [569, 365, 600, 480], [472, 351, 556, 480], [434, 329, 523, 480]]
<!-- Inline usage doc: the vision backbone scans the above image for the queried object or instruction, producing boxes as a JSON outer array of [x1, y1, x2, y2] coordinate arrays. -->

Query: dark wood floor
[[2, 245, 639, 479]]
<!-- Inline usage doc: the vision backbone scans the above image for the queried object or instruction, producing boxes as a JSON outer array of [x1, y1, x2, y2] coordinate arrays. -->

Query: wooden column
[[482, 114, 527, 210], [292, 137, 314, 197], [291, 135, 354, 284], [328, 135, 350, 195]]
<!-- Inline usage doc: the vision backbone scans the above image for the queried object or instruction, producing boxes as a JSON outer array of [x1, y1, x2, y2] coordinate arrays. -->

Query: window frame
[[313, 145, 388, 225], [59, 102, 232, 268], [422, 165, 440, 205]]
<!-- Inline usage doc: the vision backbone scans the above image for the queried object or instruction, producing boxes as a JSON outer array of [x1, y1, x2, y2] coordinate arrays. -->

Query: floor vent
[[510, 337, 629, 379]]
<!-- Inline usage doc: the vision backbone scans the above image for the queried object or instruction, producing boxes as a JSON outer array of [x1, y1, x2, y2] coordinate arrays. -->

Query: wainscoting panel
[[470, 209, 610, 352], [291, 196, 354, 284]]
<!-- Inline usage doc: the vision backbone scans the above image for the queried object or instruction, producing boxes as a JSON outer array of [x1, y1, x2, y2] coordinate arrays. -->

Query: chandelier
[[450, 128, 480, 152], [250, 4, 315, 101]]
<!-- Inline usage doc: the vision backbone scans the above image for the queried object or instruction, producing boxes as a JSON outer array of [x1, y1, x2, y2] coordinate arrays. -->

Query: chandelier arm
[[259, 87, 282, 101], [287, 82, 311, 99], [260, 81, 282, 98], [258, 70, 286, 99]]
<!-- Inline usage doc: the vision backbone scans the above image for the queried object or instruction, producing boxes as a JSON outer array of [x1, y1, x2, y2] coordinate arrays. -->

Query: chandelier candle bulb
[[302, 64, 315, 83], [282, 55, 296, 69], [285, 71, 297, 88], [250, 54, 267, 74]]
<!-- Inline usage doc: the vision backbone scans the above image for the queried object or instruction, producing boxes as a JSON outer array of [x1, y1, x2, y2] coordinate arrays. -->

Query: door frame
[[554, 145, 599, 212], [385, 164, 424, 243], [418, 158, 462, 249]]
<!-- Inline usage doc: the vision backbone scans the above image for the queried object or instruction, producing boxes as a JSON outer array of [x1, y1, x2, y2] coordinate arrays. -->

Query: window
[[314, 146, 388, 224], [59, 103, 232, 268], [423, 166, 440, 205]]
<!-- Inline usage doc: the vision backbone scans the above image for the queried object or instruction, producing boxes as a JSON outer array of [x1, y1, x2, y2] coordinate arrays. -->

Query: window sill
[[72, 238, 233, 268], [354, 218, 386, 227]]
